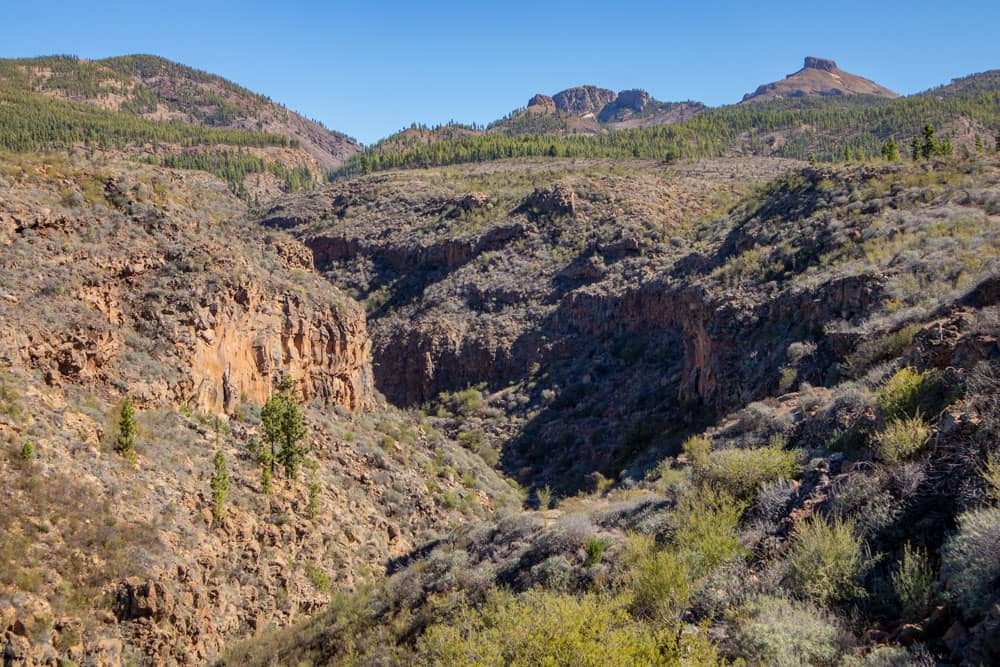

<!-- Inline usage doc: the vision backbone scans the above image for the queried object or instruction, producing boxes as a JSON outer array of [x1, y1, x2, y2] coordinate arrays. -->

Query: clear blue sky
[[2, 1, 998, 144]]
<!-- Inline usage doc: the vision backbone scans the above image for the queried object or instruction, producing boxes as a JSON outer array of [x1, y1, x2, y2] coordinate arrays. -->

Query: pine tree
[[261, 375, 308, 480], [975, 135, 984, 153], [115, 397, 137, 463], [211, 451, 230, 521], [881, 137, 901, 161], [921, 124, 938, 159], [911, 137, 921, 161], [307, 459, 321, 520], [995, 134, 1000, 152], [259, 447, 273, 495]]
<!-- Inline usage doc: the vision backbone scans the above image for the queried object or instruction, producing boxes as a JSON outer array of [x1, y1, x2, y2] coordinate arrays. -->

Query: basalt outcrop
[[0, 152, 520, 666], [0, 162, 372, 416]]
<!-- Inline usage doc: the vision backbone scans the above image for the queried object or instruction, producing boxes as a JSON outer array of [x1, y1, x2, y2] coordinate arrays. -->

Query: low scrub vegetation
[[785, 515, 868, 606]]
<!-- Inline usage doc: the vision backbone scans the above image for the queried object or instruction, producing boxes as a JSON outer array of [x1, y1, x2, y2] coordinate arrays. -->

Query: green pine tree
[[975, 135, 984, 153], [259, 446, 273, 495], [307, 459, 321, 520], [115, 397, 137, 464], [261, 375, 308, 480], [921, 124, 938, 159], [211, 450, 230, 522], [911, 136, 921, 161], [881, 137, 901, 161]]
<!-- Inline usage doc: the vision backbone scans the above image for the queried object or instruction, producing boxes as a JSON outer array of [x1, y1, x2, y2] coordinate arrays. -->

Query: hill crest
[[741, 56, 899, 102]]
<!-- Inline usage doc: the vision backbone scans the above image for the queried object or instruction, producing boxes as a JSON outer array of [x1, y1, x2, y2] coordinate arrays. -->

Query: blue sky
[[2, 1, 998, 144]]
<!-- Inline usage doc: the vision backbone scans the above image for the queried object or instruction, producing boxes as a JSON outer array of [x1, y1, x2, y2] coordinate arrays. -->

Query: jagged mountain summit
[[742, 56, 899, 102], [520, 84, 706, 130]]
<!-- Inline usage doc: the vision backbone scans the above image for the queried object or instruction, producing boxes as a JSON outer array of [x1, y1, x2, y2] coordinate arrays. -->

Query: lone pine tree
[[261, 376, 308, 480], [115, 397, 137, 463], [211, 450, 230, 522]]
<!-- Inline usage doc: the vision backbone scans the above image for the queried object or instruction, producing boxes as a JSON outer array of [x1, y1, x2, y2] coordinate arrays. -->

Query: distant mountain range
[[1, 53, 998, 185]]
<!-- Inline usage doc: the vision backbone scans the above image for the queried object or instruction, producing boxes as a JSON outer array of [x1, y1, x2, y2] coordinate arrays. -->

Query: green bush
[[682, 434, 712, 466], [584, 536, 610, 566], [535, 485, 553, 510], [731, 595, 849, 667], [892, 544, 935, 621], [981, 450, 1000, 500], [876, 367, 933, 420], [876, 414, 931, 462], [672, 494, 747, 577], [941, 507, 1000, 618], [698, 441, 798, 501], [416, 588, 720, 666], [842, 324, 922, 378], [304, 564, 331, 594], [530, 555, 575, 592], [448, 387, 484, 416], [622, 533, 691, 625], [785, 515, 868, 606]]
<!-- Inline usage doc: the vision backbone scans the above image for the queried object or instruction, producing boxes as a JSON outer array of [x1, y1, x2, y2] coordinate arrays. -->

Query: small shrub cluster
[[731, 595, 851, 667], [416, 588, 720, 666], [672, 494, 747, 577], [842, 324, 922, 378], [695, 439, 798, 501], [876, 367, 933, 420], [876, 414, 932, 462], [940, 507, 1000, 618], [785, 515, 868, 606], [622, 534, 691, 625], [892, 544, 935, 621]]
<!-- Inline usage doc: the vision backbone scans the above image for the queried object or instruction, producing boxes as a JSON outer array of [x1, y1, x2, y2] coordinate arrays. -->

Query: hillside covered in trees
[[334, 74, 1000, 177]]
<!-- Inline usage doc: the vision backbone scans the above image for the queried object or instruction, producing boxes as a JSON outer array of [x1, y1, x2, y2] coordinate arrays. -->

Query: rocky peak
[[741, 56, 898, 102], [613, 89, 651, 113], [803, 57, 837, 72], [526, 93, 556, 111], [552, 86, 617, 115]]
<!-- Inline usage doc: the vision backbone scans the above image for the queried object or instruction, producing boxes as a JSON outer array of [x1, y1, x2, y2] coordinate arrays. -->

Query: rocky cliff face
[[265, 156, 1000, 491], [552, 85, 617, 115], [0, 162, 372, 417], [526, 93, 556, 112], [0, 152, 521, 665]]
